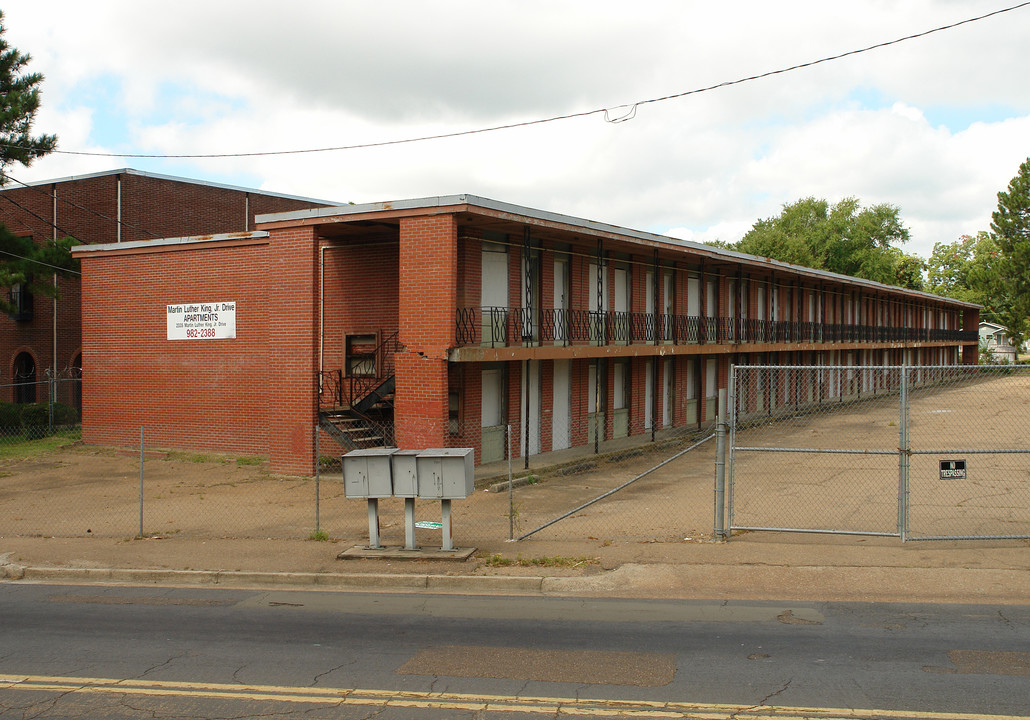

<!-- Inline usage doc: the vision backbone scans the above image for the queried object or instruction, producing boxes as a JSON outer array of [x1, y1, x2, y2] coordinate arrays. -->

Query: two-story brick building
[[72, 194, 979, 474], [0, 168, 336, 404]]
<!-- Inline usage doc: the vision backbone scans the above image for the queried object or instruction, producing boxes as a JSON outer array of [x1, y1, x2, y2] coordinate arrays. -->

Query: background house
[[978, 321, 1020, 363]]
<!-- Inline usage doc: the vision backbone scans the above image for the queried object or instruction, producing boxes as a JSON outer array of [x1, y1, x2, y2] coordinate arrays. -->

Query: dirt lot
[[2, 368, 1028, 582], [0, 437, 718, 546], [731, 368, 1030, 538]]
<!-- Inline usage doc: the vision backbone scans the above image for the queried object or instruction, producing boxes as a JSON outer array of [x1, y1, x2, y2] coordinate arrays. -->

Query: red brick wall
[[0, 172, 331, 402], [78, 237, 271, 457], [321, 239, 400, 374], [395, 215, 457, 450], [267, 226, 321, 473]]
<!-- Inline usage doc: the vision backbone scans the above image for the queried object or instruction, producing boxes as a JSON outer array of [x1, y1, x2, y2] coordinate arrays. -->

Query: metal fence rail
[[728, 365, 1030, 541]]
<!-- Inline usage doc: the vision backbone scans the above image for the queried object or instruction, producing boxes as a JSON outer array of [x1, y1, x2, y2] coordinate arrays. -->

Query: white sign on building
[[167, 302, 237, 340]]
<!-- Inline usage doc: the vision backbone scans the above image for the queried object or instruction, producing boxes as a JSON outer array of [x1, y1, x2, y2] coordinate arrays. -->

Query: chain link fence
[[315, 415, 719, 548], [0, 377, 81, 447], [728, 365, 1030, 541], [10, 365, 1021, 545], [1, 407, 718, 545]]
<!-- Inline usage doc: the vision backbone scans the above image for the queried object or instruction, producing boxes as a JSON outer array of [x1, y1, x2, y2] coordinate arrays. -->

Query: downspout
[[52, 184, 58, 377], [319, 244, 327, 394], [116, 174, 122, 243]]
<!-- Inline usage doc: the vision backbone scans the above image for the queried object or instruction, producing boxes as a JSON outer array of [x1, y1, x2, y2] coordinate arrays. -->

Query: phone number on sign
[[186, 328, 218, 338]]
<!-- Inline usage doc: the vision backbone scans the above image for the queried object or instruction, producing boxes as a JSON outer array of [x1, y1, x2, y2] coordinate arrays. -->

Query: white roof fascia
[[4, 168, 340, 207], [71, 231, 270, 255]]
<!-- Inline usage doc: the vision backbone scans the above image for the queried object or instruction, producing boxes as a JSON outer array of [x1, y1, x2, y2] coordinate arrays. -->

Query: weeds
[[308, 529, 330, 541], [484, 553, 597, 568], [0, 428, 81, 460]]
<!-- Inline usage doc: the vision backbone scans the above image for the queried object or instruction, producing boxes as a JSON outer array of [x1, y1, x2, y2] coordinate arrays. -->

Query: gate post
[[714, 387, 728, 540], [898, 368, 910, 541]]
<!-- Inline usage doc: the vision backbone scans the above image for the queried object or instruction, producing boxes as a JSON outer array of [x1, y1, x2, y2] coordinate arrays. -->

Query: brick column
[[268, 225, 320, 474], [395, 214, 458, 449]]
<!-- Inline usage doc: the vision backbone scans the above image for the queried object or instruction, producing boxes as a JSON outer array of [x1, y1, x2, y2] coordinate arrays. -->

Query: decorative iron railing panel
[[454, 307, 976, 350]]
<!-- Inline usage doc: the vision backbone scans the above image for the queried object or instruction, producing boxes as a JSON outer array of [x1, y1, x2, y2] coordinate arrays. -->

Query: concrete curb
[[7, 561, 1030, 604], [5, 565, 549, 594]]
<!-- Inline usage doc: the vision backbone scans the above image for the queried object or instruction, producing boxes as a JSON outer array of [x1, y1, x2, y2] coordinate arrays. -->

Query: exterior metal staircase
[[318, 332, 400, 451]]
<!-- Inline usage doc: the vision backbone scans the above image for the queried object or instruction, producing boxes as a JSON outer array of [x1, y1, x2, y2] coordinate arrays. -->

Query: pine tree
[[0, 9, 57, 185], [992, 158, 1030, 344], [0, 9, 71, 315]]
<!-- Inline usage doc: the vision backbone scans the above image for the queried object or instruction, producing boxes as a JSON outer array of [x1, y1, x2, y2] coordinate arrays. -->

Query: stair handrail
[[347, 330, 402, 408]]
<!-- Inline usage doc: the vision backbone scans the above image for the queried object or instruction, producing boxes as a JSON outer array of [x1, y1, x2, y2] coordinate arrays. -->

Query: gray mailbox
[[390, 450, 421, 498], [342, 448, 397, 499], [416, 448, 475, 499]]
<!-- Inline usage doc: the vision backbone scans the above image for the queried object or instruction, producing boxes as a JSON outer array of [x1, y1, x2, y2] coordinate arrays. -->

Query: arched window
[[13, 352, 36, 404]]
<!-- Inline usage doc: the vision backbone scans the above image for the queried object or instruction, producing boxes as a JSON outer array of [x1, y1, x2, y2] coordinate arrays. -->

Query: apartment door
[[587, 360, 606, 444], [613, 267, 629, 344], [663, 357, 673, 428], [663, 272, 674, 342], [644, 359, 654, 430], [552, 359, 571, 451], [705, 357, 717, 421], [481, 365, 506, 463], [553, 256, 569, 344], [481, 244, 508, 346], [687, 276, 700, 343], [612, 359, 629, 438], [520, 360, 541, 457]]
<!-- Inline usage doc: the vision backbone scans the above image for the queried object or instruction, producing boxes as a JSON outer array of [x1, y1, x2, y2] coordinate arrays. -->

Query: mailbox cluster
[[342, 447, 474, 551]]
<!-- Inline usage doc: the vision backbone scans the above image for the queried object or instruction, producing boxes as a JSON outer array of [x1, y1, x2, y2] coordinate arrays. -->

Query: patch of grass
[[308, 529, 330, 542], [165, 451, 217, 464], [0, 428, 81, 460], [484, 553, 598, 568], [235, 456, 265, 467]]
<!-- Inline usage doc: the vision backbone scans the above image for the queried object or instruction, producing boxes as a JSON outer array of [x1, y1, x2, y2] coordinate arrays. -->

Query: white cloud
[[4, 0, 1030, 261]]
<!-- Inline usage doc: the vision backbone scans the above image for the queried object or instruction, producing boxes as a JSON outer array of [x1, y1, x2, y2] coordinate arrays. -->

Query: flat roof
[[3, 167, 342, 207], [258, 193, 980, 309], [72, 231, 270, 255]]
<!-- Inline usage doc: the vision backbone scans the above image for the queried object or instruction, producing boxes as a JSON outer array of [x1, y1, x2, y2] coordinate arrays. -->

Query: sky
[[4, 0, 1030, 260]]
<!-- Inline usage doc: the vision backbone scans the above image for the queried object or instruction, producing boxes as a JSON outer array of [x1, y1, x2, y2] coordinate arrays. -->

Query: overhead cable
[[2, 1, 1026, 160]]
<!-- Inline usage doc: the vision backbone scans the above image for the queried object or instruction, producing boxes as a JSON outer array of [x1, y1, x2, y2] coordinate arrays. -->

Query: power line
[[3, 173, 162, 240], [5, 0, 1027, 161], [0, 193, 82, 275]]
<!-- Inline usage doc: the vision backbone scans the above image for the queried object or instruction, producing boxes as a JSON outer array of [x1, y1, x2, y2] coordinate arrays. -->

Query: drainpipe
[[52, 184, 58, 380], [319, 244, 327, 394], [116, 174, 122, 243]]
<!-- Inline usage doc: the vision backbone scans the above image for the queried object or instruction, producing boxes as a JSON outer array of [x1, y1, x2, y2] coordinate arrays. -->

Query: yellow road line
[[1, 674, 1027, 720]]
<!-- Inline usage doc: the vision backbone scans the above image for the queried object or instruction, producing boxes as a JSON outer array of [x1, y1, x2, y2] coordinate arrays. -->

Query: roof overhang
[[257, 193, 981, 310]]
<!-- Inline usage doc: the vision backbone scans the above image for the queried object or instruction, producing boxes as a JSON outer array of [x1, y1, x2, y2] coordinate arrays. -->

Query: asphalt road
[[1, 583, 1029, 719]]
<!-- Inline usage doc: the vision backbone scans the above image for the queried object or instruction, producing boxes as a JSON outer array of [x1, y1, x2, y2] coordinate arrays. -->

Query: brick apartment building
[[71, 194, 979, 474], [0, 169, 336, 403]]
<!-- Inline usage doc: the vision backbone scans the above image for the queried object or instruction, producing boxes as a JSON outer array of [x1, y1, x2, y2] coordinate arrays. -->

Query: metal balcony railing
[[455, 307, 977, 349]]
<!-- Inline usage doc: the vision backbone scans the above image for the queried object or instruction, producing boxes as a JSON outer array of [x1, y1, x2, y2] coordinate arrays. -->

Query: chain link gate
[[727, 365, 1030, 541]]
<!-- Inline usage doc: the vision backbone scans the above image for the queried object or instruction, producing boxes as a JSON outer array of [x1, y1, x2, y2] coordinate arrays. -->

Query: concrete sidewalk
[[3, 532, 1028, 605]]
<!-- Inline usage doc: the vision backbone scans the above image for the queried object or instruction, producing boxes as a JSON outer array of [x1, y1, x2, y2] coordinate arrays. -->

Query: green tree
[[0, 10, 56, 183], [736, 197, 923, 289], [0, 10, 74, 314], [992, 158, 1030, 345], [925, 232, 1003, 320]]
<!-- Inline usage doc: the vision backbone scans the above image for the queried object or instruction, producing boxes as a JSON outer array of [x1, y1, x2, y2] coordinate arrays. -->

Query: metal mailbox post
[[416, 448, 475, 551], [342, 448, 397, 549], [391, 449, 421, 550], [342, 447, 475, 553]]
